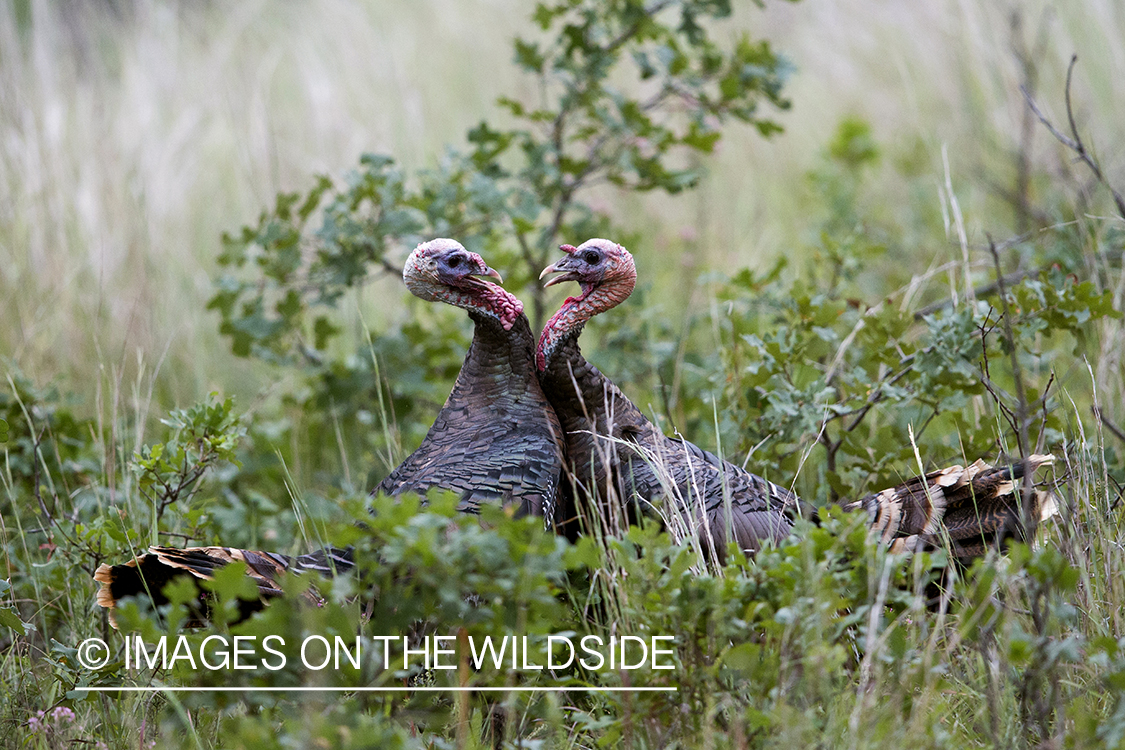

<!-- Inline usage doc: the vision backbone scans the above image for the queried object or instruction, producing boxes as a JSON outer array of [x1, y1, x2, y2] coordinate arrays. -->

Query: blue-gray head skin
[[536, 238, 637, 371], [403, 238, 522, 330]]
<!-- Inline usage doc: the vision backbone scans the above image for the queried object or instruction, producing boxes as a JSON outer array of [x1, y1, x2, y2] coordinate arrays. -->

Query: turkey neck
[[536, 279, 636, 411], [538, 323, 649, 501], [455, 311, 540, 406]]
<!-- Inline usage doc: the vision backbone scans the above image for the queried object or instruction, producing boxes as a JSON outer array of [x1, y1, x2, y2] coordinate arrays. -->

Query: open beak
[[469, 263, 504, 286], [540, 259, 578, 288]]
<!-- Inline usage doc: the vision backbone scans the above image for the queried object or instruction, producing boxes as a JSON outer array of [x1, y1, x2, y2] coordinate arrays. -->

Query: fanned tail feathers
[[94, 545, 353, 627], [846, 454, 1056, 560]]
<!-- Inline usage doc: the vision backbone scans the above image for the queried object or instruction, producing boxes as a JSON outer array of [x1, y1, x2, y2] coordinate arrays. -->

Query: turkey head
[[536, 238, 637, 371], [404, 238, 522, 330]]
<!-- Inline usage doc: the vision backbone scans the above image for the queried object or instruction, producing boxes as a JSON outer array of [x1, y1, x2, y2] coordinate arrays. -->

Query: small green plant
[[131, 394, 246, 524]]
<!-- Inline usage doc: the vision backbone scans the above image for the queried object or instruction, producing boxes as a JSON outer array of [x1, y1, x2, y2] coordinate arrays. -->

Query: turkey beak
[[540, 259, 578, 288], [472, 266, 504, 285]]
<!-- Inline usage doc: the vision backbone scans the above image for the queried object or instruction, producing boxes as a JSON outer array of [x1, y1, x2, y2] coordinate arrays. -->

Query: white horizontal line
[[77, 686, 676, 693]]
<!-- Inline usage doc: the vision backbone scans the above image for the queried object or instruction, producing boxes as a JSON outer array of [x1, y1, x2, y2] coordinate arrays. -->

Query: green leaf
[[0, 606, 28, 636]]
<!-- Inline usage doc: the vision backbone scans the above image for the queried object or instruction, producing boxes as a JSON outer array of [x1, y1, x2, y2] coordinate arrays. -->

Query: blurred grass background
[[3, 3, 1125, 748], [3, 0, 1121, 413]]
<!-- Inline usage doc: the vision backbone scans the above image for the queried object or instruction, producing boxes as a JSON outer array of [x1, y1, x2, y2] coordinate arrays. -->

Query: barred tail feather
[[938, 454, 1057, 561], [845, 465, 959, 543], [849, 454, 1055, 561], [93, 545, 353, 627]]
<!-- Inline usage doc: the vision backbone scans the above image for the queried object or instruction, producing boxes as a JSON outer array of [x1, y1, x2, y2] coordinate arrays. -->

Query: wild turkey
[[536, 238, 1056, 563], [374, 238, 564, 519], [95, 238, 564, 622]]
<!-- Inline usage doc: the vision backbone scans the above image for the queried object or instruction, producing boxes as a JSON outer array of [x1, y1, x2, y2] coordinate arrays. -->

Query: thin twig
[[987, 236, 1036, 539], [1021, 55, 1125, 220], [157, 530, 202, 542], [915, 246, 1121, 319], [1092, 406, 1125, 445], [916, 261, 1045, 319], [978, 319, 1019, 437]]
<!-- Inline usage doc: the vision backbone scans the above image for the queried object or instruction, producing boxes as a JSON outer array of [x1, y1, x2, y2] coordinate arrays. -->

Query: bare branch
[[987, 235, 1036, 539], [914, 245, 1121, 320], [1093, 405, 1125, 445], [915, 262, 1046, 319], [1021, 55, 1125, 220]]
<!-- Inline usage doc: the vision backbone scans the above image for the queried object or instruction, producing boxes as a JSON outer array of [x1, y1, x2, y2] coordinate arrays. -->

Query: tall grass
[[3, 1, 1122, 405], [2, 1, 1125, 748], [0, 1, 527, 407]]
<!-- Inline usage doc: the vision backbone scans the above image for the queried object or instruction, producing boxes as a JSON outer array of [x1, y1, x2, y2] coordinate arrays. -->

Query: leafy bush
[[4, 1, 1125, 748], [207, 0, 794, 486]]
